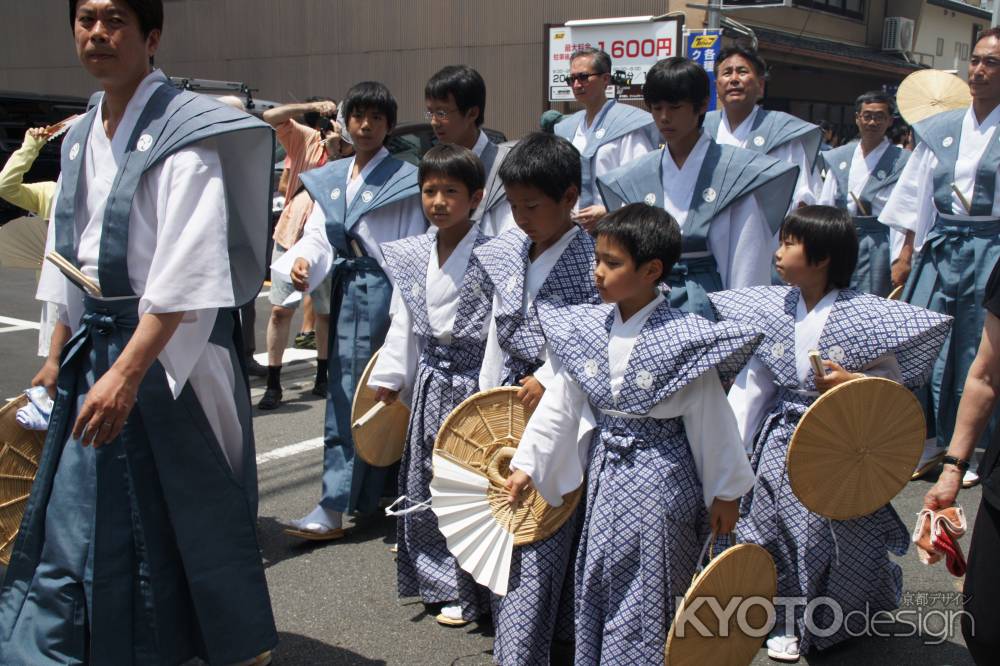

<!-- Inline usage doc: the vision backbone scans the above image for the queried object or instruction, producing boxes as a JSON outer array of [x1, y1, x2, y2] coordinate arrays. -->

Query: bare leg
[[300, 294, 316, 334], [266, 305, 294, 367], [315, 314, 330, 361]]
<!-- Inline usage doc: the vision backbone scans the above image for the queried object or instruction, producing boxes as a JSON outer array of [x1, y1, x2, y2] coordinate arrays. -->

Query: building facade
[[0, 1, 993, 142]]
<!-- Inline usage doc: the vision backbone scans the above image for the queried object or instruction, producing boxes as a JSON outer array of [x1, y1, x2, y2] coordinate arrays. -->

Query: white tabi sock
[[296, 504, 343, 530]]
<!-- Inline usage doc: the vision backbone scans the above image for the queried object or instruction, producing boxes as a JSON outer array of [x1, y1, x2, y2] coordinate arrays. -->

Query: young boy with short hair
[[365, 143, 494, 627], [424, 64, 514, 236], [273, 81, 426, 541], [507, 203, 761, 665], [474, 131, 599, 664], [711, 205, 951, 662]]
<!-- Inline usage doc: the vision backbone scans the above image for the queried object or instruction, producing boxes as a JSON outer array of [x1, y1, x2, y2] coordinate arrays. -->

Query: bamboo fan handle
[[486, 446, 518, 488]]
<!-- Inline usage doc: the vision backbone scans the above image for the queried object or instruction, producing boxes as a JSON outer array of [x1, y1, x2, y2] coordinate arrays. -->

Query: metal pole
[[707, 0, 722, 29], [993, 0, 1000, 28]]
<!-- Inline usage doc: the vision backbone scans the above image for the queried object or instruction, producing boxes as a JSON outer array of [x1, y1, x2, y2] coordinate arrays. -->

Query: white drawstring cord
[[384, 495, 432, 517]]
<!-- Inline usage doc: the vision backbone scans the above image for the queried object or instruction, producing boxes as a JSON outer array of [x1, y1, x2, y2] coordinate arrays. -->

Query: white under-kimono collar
[[794, 288, 840, 384], [346, 146, 390, 205], [720, 104, 760, 144], [610, 292, 666, 398], [97, 68, 170, 160], [965, 101, 1000, 135]]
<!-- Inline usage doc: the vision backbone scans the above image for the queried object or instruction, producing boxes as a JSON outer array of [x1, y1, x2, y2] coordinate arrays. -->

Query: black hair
[[498, 132, 581, 203], [425, 65, 487, 128], [780, 205, 858, 289], [977, 26, 1000, 44], [70, 0, 163, 37], [570, 48, 612, 75], [643, 57, 710, 124], [715, 44, 767, 78], [418, 144, 486, 195], [342, 81, 398, 138], [854, 90, 895, 115], [303, 96, 336, 131], [595, 203, 681, 280]]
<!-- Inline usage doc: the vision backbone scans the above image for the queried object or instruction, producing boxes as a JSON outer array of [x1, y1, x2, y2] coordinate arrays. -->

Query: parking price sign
[[686, 30, 722, 111]]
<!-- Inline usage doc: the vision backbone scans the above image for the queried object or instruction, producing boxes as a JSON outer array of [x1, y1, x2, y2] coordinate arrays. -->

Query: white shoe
[[963, 469, 981, 489], [766, 635, 800, 663], [435, 602, 469, 627]]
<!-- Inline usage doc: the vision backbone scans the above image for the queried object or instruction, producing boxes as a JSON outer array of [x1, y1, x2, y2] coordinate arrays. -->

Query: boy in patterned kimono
[[475, 131, 599, 665], [365, 145, 493, 627], [710, 205, 951, 662], [506, 203, 760, 665]]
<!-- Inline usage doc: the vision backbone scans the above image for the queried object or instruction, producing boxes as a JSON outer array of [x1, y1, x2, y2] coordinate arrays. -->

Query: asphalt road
[[0, 264, 981, 665]]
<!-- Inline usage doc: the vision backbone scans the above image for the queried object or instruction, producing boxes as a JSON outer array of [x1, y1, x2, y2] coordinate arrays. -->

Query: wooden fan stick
[[44, 251, 102, 297], [951, 184, 972, 214], [809, 350, 826, 377], [351, 400, 385, 430], [848, 192, 869, 216]]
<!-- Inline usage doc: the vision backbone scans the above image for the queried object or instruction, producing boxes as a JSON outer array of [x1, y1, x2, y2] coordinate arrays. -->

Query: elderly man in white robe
[[0, 2, 277, 664]]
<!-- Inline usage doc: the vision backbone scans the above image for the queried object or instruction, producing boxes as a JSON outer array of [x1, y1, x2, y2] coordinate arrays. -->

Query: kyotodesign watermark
[[672, 593, 973, 645]]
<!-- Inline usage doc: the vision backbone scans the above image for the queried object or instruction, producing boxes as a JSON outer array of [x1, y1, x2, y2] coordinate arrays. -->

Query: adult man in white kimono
[[424, 64, 515, 236], [554, 47, 659, 231], [0, 2, 278, 664], [706, 44, 822, 208], [881, 27, 1000, 487]]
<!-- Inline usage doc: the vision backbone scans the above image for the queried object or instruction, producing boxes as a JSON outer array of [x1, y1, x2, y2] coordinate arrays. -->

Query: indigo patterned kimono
[[0, 80, 277, 665], [529, 296, 759, 665], [474, 226, 599, 665], [378, 230, 494, 621], [710, 286, 951, 653]]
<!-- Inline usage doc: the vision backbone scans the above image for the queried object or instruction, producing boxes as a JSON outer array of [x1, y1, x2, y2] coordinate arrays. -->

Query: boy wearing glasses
[[424, 65, 514, 236], [881, 27, 1000, 487], [817, 91, 908, 297], [554, 47, 659, 232]]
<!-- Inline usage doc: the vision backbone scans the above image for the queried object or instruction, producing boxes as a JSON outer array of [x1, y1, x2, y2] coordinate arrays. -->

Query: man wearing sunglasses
[[554, 47, 659, 231], [882, 27, 1000, 492], [816, 91, 908, 298]]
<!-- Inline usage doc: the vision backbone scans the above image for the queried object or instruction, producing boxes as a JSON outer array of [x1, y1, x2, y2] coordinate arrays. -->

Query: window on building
[[793, 0, 865, 19], [937, 37, 945, 56]]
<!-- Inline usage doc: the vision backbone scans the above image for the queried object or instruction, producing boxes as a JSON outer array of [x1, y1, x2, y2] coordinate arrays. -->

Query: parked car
[[0, 91, 88, 225], [387, 122, 507, 165]]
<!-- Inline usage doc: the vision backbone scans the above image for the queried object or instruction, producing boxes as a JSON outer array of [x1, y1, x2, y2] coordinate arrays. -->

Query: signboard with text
[[547, 18, 683, 102], [686, 30, 722, 111]]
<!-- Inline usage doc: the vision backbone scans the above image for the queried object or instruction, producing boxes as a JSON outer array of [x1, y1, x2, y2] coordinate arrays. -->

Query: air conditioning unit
[[883, 17, 915, 53]]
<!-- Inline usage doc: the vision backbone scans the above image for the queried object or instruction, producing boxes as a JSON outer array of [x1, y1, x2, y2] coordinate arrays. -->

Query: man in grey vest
[[554, 47, 659, 231], [706, 44, 822, 208], [817, 91, 908, 297], [424, 65, 513, 236], [882, 27, 1000, 487], [0, 2, 277, 663]]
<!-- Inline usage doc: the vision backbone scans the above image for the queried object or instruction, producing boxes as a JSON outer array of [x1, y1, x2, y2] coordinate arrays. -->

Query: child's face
[[649, 100, 706, 146], [594, 235, 660, 304], [347, 107, 389, 153], [420, 174, 482, 232], [426, 93, 478, 145], [774, 235, 827, 286], [504, 183, 577, 246]]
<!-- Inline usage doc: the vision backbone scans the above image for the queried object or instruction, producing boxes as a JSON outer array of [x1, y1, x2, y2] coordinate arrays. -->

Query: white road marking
[[0, 315, 40, 333], [256, 437, 324, 466], [252, 348, 316, 365], [257, 290, 270, 299]]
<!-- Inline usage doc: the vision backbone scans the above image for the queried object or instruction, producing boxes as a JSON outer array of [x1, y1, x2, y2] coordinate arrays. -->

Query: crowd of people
[[3, 1, 1000, 665]]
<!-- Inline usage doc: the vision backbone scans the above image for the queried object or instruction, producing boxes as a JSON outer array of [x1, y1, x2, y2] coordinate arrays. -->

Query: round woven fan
[[896, 69, 971, 126], [0, 216, 47, 270], [351, 350, 410, 467], [0, 395, 46, 565], [787, 377, 925, 520], [665, 541, 776, 666], [433, 387, 583, 547]]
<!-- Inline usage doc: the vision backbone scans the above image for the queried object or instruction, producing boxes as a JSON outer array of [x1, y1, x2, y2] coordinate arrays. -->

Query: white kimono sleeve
[[271, 202, 334, 292], [677, 368, 756, 508], [817, 168, 839, 207], [727, 356, 779, 454], [771, 138, 821, 207], [510, 362, 596, 507], [480, 198, 515, 237], [879, 142, 937, 260], [709, 193, 773, 291], [367, 287, 420, 402], [479, 298, 505, 390]]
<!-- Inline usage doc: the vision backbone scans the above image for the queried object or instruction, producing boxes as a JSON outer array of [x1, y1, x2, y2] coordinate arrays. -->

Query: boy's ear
[[470, 187, 485, 212], [642, 258, 664, 285], [563, 185, 580, 209]]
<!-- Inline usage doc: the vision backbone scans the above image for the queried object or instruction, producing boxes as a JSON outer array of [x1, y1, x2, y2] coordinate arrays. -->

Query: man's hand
[[709, 497, 739, 535], [891, 232, 915, 287], [924, 467, 962, 513], [375, 387, 399, 405], [27, 127, 49, 141], [572, 205, 608, 233], [31, 358, 59, 400], [505, 469, 532, 508], [517, 375, 544, 411], [813, 360, 860, 393], [290, 257, 310, 292], [310, 100, 337, 118], [72, 366, 138, 447]]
